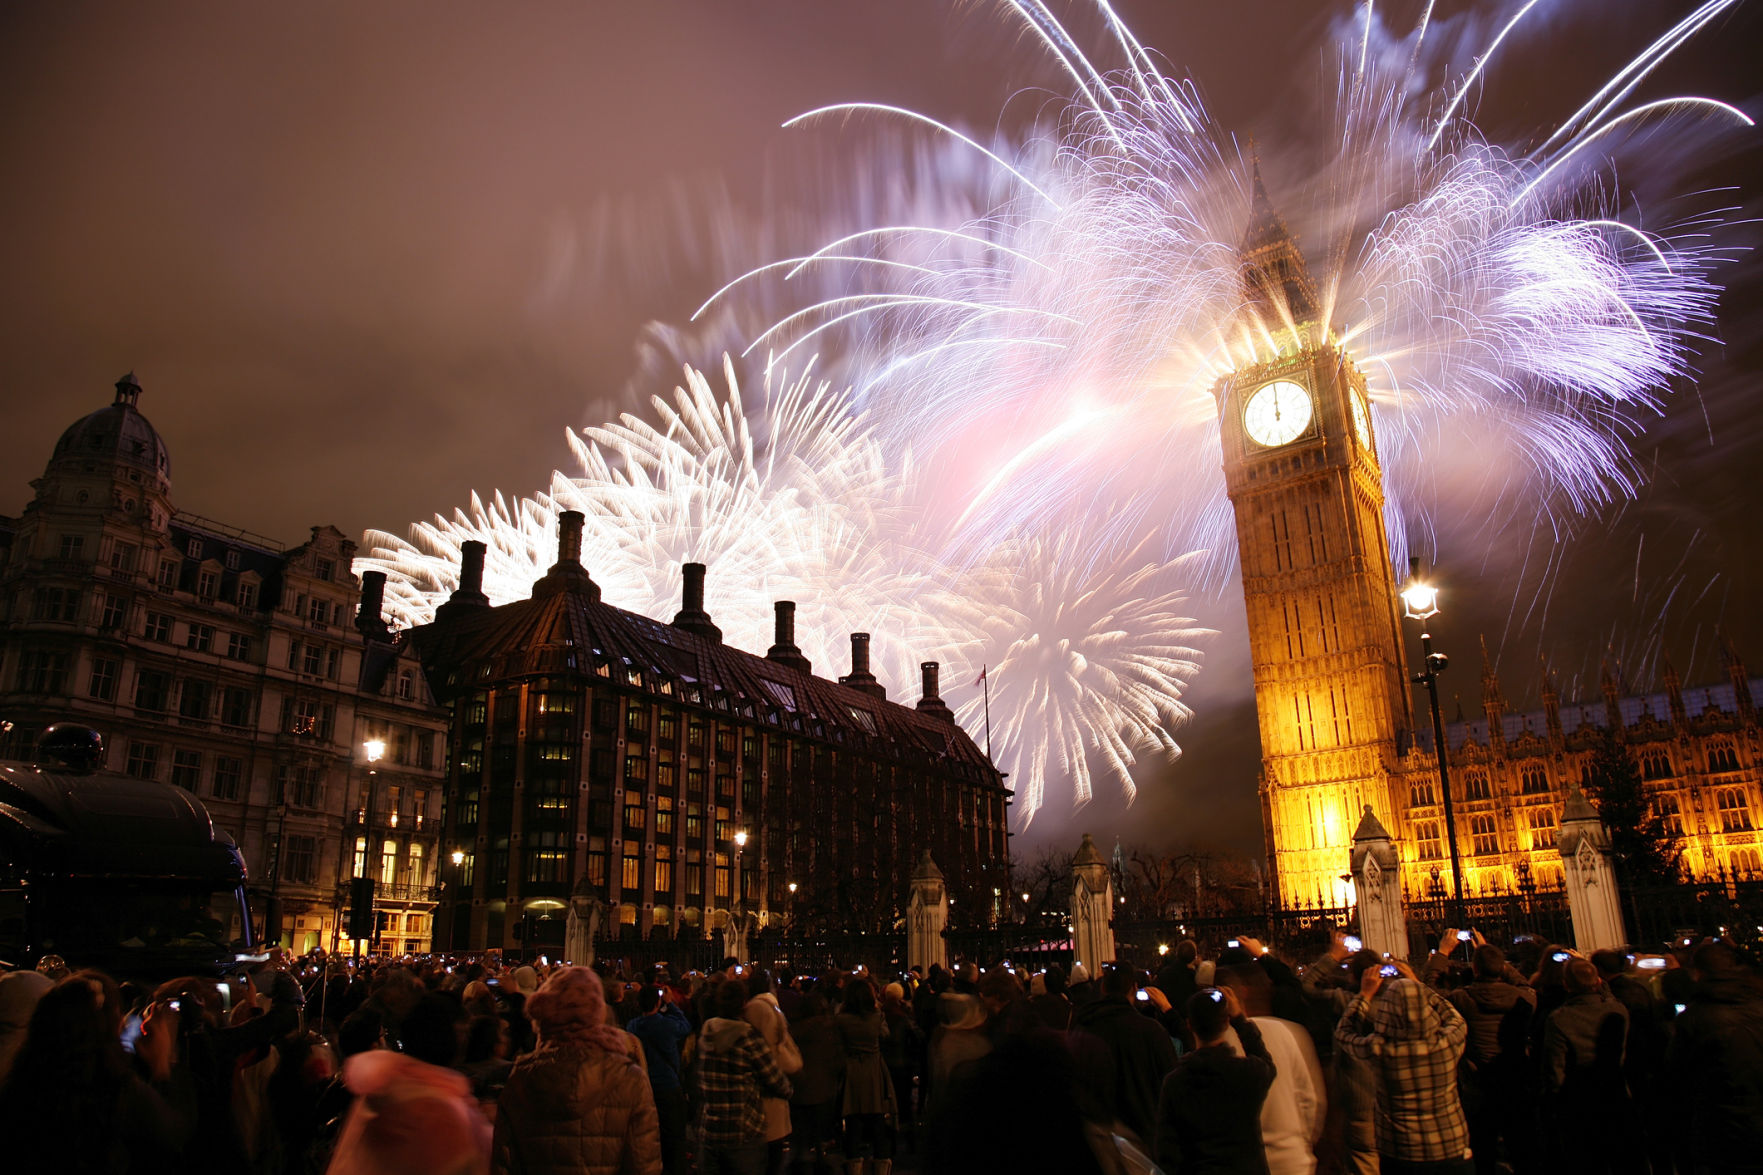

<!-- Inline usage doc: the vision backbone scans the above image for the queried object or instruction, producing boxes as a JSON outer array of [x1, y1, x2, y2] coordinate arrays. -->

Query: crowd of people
[[0, 925, 1757, 1175]]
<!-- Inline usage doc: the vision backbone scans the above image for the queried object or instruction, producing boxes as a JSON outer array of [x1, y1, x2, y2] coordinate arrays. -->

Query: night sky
[[3, 1, 1759, 856]]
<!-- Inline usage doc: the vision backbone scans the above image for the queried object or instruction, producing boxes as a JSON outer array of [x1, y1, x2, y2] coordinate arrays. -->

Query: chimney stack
[[533, 511, 601, 601], [671, 562, 722, 642], [766, 601, 812, 673], [436, 539, 491, 619], [915, 661, 954, 722], [839, 632, 886, 700], [356, 570, 390, 640]]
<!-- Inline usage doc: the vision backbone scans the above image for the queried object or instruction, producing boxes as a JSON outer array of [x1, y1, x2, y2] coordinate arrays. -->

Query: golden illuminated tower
[[1215, 169, 1415, 906]]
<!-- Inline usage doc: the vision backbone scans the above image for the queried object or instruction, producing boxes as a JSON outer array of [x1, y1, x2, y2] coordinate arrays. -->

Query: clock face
[[1243, 380, 1313, 447], [1350, 389, 1372, 449]]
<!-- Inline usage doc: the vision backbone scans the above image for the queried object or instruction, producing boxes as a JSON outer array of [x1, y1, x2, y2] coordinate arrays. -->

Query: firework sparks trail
[[364, 1, 1749, 827]]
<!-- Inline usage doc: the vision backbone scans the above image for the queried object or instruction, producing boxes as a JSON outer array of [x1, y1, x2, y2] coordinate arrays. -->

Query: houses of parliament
[[1218, 170, 1762, 907]]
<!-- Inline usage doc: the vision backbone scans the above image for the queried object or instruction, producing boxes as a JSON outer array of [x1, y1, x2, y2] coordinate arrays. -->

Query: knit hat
[[1069, 962, 1090, 984], [511, 966, 540, 996], [525, 966, 628, 1052]]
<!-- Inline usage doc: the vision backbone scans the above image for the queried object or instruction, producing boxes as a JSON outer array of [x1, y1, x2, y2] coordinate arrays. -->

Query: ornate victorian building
[[410, 515, 1012, 955], [0, 377, 449, 953], [1216, 176, 1762, 904]]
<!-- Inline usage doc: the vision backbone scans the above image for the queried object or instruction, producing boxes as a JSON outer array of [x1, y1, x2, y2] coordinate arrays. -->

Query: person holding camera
[[1153, 985, 1277, 1174], [1335, 958, 1472, 1174]]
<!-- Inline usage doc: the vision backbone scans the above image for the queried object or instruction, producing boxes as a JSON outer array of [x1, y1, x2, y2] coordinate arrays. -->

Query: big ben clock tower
[[1216, 168, 1415, 906]]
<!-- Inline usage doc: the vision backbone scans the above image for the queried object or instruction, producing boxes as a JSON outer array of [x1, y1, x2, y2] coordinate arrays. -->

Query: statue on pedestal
[[565, 876, 606, 967]]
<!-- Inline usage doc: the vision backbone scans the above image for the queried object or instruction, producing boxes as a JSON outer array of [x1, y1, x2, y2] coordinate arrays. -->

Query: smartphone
[[1379, 964, 1398, 977], [1456, 930, 1473, 942], [1227, 939, 1240, 948], [1343, 935, 1362, 953], [166, 998, 182, 1013], [1135, 990, 1150, 1003], [1674, 1003, 1687, 1014], [1636, 957, 1667, 970], [1206, 989, 1224, 1003], [1550, 951, 1570, 963]]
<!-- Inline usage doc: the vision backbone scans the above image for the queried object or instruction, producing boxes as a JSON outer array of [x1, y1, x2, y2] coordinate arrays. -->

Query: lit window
[[1471, 815, 1499, 856]]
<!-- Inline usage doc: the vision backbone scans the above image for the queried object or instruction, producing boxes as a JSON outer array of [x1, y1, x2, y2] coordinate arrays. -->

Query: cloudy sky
[[3, 1, 1758, 855]]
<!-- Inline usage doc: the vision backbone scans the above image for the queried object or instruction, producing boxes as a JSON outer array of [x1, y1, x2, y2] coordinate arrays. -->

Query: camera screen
[[1379, 964, 1398, 977]]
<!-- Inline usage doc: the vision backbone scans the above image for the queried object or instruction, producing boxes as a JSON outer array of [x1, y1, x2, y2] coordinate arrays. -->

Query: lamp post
[[357, 739, 386, 959], [732, 829, 748, 918], [1400, 565, 1464, 917]]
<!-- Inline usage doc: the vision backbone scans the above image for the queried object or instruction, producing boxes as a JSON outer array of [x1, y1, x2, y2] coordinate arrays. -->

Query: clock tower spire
[[1214, 169, 1415, 907]]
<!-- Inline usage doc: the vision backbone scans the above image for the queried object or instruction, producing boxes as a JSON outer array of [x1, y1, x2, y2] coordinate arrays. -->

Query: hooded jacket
[[1070, 995, 1180, 1145], [327, 1050, 492, 1175], [1667, 972, 1763, 1167], [1541, 990, 1628, 1101], [742, 993, 797, 1141], [1335, 978, 1469, 1164], [491, 1041, 661, 1175], [695, 1016, 792, 1149], [1448, 971, 1536, 1069]]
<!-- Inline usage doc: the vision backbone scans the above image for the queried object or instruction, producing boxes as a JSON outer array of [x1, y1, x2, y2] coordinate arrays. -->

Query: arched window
[[1462, 772, 1492, 801], [1520, 765, 1550, 795], [1528, 808, 1557, 850], [1471, 815, 1500, 856], [1717, 789, 1754, 832], [1641, 748, 1672, 780], [1709, 741, 1740, 774], [1410, 780, 1436, 807]]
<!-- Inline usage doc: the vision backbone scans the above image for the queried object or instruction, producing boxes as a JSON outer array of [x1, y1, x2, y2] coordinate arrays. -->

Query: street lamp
[[1403, 560, 1464, 916], [732, 829, 748, 912], [451, 848, 465, 867]]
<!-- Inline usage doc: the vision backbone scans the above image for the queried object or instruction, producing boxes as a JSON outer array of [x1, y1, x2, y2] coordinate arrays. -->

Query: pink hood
[[327, 1050, 491, 1175]]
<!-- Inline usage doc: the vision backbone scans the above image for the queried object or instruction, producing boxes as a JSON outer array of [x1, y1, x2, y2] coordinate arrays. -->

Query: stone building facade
[[410, 516, 1013, 955], [0, 376, 449, 953]]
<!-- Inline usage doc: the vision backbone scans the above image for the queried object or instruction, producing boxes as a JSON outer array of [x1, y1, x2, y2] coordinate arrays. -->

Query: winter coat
[[835, 1009, 897, 1119], [1448, 972, 1536, 1070], [1667, 972, 1763, 1168], [1154, 1017, 1277, 1175], [1334, 978, 1470, 1164], [788, 1012, 847, 1107], [1541, 990, 1628, 1100], [490, 1040, 661, 1175], [695, 1016, 792, 1149], [625, 1003, 692, 1095], [326, 1050, 492, 1175], [1070, 995, 1180, 1145], [742, 993, 797, 1141]]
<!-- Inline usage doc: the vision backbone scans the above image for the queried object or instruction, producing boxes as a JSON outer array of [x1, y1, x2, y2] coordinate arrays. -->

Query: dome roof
[[46, 374, 171, 483]]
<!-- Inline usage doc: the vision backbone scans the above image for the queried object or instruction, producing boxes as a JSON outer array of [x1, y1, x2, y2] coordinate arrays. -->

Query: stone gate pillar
[[1071, 833, 1116, 976], [908, 850, 949, 974], [1350, 806, 1409, 961], [1559, 788, 1628, 952]]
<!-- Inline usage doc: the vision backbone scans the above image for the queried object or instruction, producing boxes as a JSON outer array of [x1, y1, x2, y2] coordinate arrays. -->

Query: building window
[[398, 670, 413, 700], [407, 842, 424, 887], [1409, 780, 1436, 807], [88, 657, 119, 701], [187, 537, 204, 559], [1520, 765, 1550, 795], [1414, 820, 1441, 860], [158, 559, 179, 590], [225, 550, 240, 571], [1732, 848, 1762, 877], [1640, 748, 1672, 780], [308, 597, 329, 625], [32, 587, 78, 622], [1471, 815, 1500, 856], [526, 831, 568, 884], [59, 534, 85, 560], [144, 612, 172, 642], [221, 687, 254, 728], [1709, 742, 1740, 773], [285, 836, 316, 884], [685, 802, 704, 841], [316, 558, 335, 581], [414, 789, 428, 829], [100, 593, 127, 629], [416, 731, 434, 770], [226, 633, 252, 661], [1717, 789, 1754, 833], [353, 837, 367, 879], [125, 742, 160, 780], [1529, 807, 1557, 850], [17, 651, 69, 695], [110, 542, 137, 572], [714, 853, 730, 898], [179, 680, 212, 722], [1462, 772, 1492, 801], [278, 763, 322, 809], [186, 624, 214, 653], [213, 756, 243, 801], [624, 798, 646, 831], [622, 848, 641, 891], [655, 794, 675, 835], [196, 569, 219, 601], [625, 754, 649, 785], [381, 840, 398, 886], [134, 669, 171, 713], [171, 750, 202, 792], [237, 582, 258, 610], [1654, 793, 1684, 836]]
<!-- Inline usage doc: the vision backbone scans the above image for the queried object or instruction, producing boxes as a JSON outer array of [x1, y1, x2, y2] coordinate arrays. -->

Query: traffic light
[[347, 876, 375, 940]]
